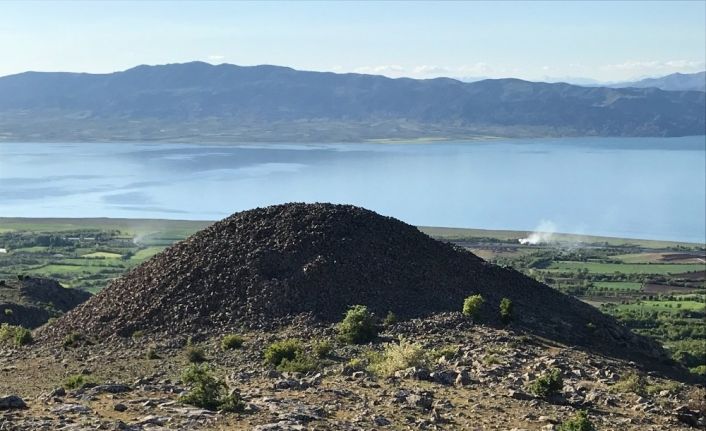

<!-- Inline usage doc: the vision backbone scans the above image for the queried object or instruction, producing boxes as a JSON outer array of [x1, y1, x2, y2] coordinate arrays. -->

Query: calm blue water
[[1, 137, 704, 243]]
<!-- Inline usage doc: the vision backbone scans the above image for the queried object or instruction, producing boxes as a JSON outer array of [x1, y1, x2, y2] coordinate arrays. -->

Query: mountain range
[[0, 62, 703, 142], [611, 71, 705, 92]]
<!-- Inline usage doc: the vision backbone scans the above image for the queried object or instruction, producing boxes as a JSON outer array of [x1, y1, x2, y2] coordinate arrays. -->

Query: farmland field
[[548, 261, 704, 275]]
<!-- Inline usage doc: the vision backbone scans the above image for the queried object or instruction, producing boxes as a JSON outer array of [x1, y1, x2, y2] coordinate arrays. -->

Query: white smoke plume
[[519, 220, 557, 245]]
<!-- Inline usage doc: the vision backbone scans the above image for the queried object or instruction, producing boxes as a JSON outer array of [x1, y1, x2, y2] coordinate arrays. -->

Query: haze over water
[[1, 136, 704, 243]]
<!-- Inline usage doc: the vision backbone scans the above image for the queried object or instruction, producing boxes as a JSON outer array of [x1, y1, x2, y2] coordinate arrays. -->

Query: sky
[[1, 1, 704, 82]]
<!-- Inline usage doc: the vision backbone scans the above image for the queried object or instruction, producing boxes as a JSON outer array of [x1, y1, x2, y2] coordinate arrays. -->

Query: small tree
[[462, 295, 484, 319], [337, 305, 378, 344], [499, 298, 513, 324]]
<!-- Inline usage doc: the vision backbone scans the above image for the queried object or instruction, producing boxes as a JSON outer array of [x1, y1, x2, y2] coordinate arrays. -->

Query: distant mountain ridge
[[611, 71, 705, 92], [0, 62, 703, 142]]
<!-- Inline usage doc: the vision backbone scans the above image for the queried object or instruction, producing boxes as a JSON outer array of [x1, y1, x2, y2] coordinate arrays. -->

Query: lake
[[0, 136, 704, 243]]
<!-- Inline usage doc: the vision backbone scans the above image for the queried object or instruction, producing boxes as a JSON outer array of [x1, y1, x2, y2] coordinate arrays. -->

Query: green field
[[613, 299, 705, 313], [131, 246, 166, 261], [82, 251, 123, 259], [592, 281, 643, 291], [548, 261, 704, 275], [0, 217, 210, 237]]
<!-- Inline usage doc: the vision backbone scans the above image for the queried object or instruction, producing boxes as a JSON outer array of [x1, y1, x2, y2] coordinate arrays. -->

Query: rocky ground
[[2, 313, 704, 430]]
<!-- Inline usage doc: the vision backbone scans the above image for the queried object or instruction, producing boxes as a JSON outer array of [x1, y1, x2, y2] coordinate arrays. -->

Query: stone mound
[[39, 203, 667, 366], [0, 277, 91, 328]]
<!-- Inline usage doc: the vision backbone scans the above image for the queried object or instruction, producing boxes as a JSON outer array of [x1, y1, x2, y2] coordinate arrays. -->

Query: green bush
[[0, 323, 33, 347], [499, 298, 513, 323], [367, 339, 427, 378], [14, 327, 32, 346], [131, 330, 144, 339], [690, 365, 706, 377], [611, 372, 647, 396], [186, 346, 207, 363], [431, 345, 458, 361], [264, 339, 304, 367], [313, 340, 333, 358], [221, 334, 245, 350], [383, 311, 398, 326], [3, 309, 12, 316], [62, 332, 86, 348], [462, 294, 484, 319], [528, 368, 563, 398], [263, 339, 319, 372], [337, 305, 378, 344], [64, 374, 94, 389], [278, 355, 318, 373], [557, 410, 596, 431], [180, 364, 243, 412], [345, 357, 366, 373]]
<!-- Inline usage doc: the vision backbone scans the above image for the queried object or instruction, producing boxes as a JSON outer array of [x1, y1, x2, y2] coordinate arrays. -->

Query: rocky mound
[[0, 277, 91, 328], [39, 203, 667, 366]]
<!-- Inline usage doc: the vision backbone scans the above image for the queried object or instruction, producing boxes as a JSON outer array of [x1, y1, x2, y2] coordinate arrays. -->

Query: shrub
[[346, 357, 366, 372], [14, 327, 32, 346], [0, 324, 33, 347], [367, 339, 427, 378], [180, 364, 243, 412], [383, 311, 398, 326], [186, 346, 207, 363], [431, 345, 458, 361], [337, 305, 378, 344], [462, 294, 484, 319], [528, 368, 563, 398], [64, 374, 94, 389], [278, 355, 318, 373], [131, 330, 144, 339], [313, 340, 333, 358], [499, 298, 513, 323], [690, 365, 706, 377], [611, 372, 647, 396], [263, 339, 318, 373], [264, 339, 304, 367], [62, 332, 86, 348], [221, 334, 245, 350], [3, 309, 12, 316], [557, 410, 596, 431]]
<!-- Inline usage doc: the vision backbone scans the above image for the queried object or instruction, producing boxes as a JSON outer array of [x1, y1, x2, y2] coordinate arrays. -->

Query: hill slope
[[0, 62, 704, 141], [39, 203, 668, 370]]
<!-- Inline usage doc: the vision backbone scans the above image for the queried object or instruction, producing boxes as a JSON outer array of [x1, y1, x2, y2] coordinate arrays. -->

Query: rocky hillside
[[0, 277, 90, 328], [40, 204, 669, 372], [1, 314, 704, 430], [0, 62, 703, 142]]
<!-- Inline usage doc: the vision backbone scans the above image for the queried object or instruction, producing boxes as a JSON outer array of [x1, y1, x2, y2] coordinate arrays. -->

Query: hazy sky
[[1, 1, 704, 82]]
